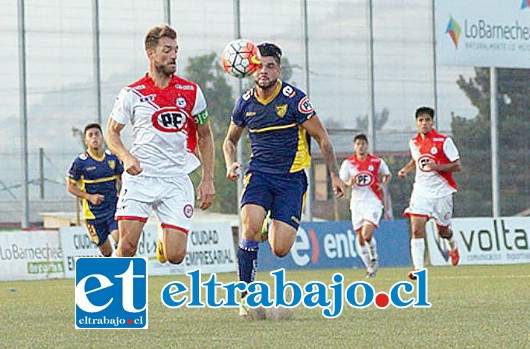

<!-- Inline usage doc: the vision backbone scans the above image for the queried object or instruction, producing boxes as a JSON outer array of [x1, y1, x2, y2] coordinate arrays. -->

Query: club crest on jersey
[[298, 96, 314, 114], [176, 97, 187, 108], [368, 165, 374, 171], [152, 107, 189, 133], [275, 104, 288, 118], [418, 154, 436, 172], [430, 147, 438, 155], [108, 160, 116, 170], [183, 204, 194, 218], [354, 171, 374, 187]]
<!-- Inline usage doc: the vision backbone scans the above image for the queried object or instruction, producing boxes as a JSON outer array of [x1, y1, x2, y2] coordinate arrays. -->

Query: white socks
[[356, 236, 372, 269], [446, 234, 457, 251], [410, 238, 425, 270], [365, 237, 378, 261]]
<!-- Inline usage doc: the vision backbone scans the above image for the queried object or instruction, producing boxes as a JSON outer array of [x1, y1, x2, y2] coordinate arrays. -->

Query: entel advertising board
[[427, 217, 530, 266], [258, 220, 411, 271]]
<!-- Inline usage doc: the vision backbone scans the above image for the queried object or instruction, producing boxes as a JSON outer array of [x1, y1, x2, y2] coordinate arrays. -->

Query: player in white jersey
[[339, 133, 391, 278], [106, 25, 215, 264], [398, 107, 461, 279]]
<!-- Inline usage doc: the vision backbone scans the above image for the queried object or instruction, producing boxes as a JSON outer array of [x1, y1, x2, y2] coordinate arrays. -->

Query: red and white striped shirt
[[409, 129, 459, 198], [339, 154, 390, 207], [110, 74, 207, 177]]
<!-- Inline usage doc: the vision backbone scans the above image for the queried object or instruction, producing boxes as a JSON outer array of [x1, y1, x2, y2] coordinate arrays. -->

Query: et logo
[[75, 257, 148, 329]]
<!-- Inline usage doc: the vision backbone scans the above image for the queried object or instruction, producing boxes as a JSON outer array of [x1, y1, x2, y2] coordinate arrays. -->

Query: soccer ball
[[221, 39, 261, 78]]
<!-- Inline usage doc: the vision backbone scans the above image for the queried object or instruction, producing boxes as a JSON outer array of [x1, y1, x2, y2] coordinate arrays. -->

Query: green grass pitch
[[1, 264, 529, 348]]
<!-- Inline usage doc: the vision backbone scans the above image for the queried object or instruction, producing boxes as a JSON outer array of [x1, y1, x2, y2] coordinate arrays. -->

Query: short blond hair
[[144, 24, 177, 51]]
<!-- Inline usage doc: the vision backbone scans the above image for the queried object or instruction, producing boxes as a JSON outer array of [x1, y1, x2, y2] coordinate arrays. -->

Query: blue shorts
[[241, 170, 307, 229], [85, 216, 118, 247]]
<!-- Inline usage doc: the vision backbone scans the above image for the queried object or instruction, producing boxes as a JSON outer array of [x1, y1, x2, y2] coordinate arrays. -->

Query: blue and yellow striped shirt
[[67, 150, 123, 221], [232, 81, 316, 174]]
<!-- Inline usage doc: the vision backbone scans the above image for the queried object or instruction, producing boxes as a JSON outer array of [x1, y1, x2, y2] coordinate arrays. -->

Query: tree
[[355, 108, 390, 131], [452, 67, 529, 216], [183, 53, 238, 213]]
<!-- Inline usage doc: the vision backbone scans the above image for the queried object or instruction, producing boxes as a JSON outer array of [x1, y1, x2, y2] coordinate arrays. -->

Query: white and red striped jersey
[[110, 74, 207, 177], [409, 129, 459, 198], [339, 154, 390, 207]]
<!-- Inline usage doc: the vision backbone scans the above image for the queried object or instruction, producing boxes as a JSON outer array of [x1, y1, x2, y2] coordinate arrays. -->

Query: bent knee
[[118, 241, 138, 257], [166, 251, 186, 265], [438, 226, 452, 239], [411, 229, 425, 239], [166, 256, 185, 265], [272, 247, 290, 258]]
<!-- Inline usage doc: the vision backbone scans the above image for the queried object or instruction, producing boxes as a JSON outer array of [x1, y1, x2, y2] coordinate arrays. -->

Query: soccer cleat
[[449, 247, 460, 266], [239, 297, 250, 317], [366, 259, 378, 278], [156, 239, 167, 264], [366, 270, 377, 279], [369, 258, 379, 272], [408, 270, 418, 280]]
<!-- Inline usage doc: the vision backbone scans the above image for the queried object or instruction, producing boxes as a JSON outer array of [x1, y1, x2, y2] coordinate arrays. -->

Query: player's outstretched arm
[[106, 118, 142, 175], [223, 122, 244, 181], [196, 122, 215, 210], [301, 115, 345, 197], [379, 173, 392, 191]]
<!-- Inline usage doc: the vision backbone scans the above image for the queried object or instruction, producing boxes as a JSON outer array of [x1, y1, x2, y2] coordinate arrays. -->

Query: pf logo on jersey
[[152, 107, 189, 133], [418, 154, 436, 172], [298, 96, 314, 115], [354, 171, 374, 187]]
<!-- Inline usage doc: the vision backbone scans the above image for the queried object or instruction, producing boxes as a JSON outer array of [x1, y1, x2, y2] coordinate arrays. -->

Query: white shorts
[[350, 201, 383, 232], [404, 191, 453, 227], [116, 174, 195, 231]]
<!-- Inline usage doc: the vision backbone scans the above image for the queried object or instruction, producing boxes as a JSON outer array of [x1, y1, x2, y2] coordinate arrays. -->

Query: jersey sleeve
[[67, 158, 82, 182], [339, 160, 351, 182], [109, 87, 133, 125], [115, 157, 124, 175], [378, 159, 391, 176], [192, 85, 209, 125], [293, 89, 316, 124], [443, 137, 460, 162], [409, 139, 417, 159], [231, 96, 246, 128]]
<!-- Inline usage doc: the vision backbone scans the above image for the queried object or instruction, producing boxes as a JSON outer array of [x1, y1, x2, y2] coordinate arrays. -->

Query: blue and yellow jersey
[[67, 150, 124, 221], [232, 81, 316, 174]]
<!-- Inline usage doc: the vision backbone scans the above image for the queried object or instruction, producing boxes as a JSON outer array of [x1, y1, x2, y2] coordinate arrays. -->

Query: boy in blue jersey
[[67, 123, 124, 257], [223, 43, 346, 316]]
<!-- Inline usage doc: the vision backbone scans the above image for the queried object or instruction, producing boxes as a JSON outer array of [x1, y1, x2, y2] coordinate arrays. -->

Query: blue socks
[[238, 239, 259, 298]]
